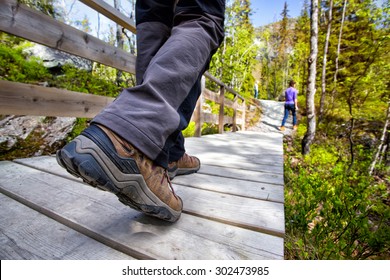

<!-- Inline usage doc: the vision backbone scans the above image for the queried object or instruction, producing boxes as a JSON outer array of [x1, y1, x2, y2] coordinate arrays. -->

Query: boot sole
[[56, 135, 181, 222], [169, 167, 200, 180]]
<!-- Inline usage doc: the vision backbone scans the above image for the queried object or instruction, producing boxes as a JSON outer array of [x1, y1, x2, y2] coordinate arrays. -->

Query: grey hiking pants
[[92, 0, 225, 168]]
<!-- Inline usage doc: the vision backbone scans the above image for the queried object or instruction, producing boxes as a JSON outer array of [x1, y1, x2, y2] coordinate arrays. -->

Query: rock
[[41, 117, 76, 147], [0, 115, 76, 156], [0, 116, 44, 150], [23, 44, 93, 72]]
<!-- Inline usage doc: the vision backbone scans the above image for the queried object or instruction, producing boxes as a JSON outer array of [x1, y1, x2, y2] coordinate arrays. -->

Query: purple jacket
[[285, 87, 297, 105]]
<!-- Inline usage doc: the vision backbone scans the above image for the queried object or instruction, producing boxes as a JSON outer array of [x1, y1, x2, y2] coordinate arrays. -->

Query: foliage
[[284, 129, 390, 259], [66, 118, 90, 142], [209, 0, 259, 99], [181, 121, 224, 137], [0, 38, 123, 97], [280, 0, 390, 256], [0, 128, 46, 161], [0, 38, 124, 155], [51, 64, 121, 97], [19, 0, 59, 18], [255, 2, 303, 100], [0, 42, 51, 83], [182, 121, 196, 138]]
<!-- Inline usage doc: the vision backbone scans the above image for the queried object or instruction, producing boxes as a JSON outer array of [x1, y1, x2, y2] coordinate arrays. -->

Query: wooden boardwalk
[[0, 131, 285, 260]]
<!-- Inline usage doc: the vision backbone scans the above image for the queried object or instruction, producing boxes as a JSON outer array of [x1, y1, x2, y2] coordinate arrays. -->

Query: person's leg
[[167, 0, 225, 163], [136, 0, 202, 178], [94, 2, 224, 167], [291, 106, 297, 126], [57, 0, 225, 222], [135, 0, 175, 85], [167, 75, 202, 179], [281, 104, 290, 127]]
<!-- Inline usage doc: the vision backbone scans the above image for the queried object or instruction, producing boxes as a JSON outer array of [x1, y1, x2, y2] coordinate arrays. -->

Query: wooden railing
[[0, 0, 245, 136]]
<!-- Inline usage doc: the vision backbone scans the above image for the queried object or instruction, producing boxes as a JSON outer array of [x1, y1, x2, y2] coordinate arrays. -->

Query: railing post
[[218, 85, 225, 134], [241, 99, 246, 131], [194, 76, 205, 137], [194, 93, 202, 137], [232, 96, 238, 132]]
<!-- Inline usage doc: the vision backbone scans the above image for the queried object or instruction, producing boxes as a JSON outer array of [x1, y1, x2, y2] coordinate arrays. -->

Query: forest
[[0, 0, 389, 259]]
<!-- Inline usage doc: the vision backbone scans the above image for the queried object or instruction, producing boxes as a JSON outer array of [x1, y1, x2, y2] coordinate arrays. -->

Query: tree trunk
[[302, 0, 319, 155], [330, 0, 347, 108], [369, 101, 390, 175], [318, 0, 333, 124], [114, 0, 124, 86]]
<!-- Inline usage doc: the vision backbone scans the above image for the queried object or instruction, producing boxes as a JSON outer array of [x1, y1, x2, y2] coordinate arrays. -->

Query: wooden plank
[[199, 157, 282, 174], [176, 185, 284, 236], [198, 165, 283, 185], [15, 156, 284, 203], [13, 156, 284, 237], [0, 0, 136, 73], [173, 173, 284, 203], [15, 131, 284, 170], [0, 193, 135, 260], [0, 80, 113, 118], [80, 0, 136, 33], [0, 161, 284, 259], [184, 132, 284, 167]]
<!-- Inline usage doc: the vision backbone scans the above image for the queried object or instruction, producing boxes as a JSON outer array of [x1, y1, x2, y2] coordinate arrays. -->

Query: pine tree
[[209, 0, 259, 98]]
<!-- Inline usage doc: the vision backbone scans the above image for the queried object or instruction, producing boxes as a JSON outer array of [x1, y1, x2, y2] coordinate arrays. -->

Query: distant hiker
[[279, 80, 298, 131], [254, 81, 259, 99]]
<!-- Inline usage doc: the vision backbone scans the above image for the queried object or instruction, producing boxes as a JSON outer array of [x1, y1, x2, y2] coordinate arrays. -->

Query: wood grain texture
[[0, 160, 284, 259], [1, 129, 284, 259], [0, 80, 113, 118], [0, 193, 135, 260]]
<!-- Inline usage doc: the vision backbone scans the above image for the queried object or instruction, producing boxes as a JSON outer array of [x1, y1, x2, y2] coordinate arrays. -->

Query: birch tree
[[318, 0, 333, 123], [302, 0, 319, 155], [369, 102, 390, 175]]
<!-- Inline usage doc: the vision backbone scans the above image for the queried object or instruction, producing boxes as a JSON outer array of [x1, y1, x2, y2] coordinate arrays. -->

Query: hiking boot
[[279, 126, 285, 131], [168, 153, 200, 180], [293, 125, 298, 130], [56, 124, 183, 222]]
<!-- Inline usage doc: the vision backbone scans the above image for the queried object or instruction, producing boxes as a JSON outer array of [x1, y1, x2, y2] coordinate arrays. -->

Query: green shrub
[[51, 64, 121, 97], [284, 139, 390, 259], [182, 121, 196, 137], [0, 44, 50, 82]]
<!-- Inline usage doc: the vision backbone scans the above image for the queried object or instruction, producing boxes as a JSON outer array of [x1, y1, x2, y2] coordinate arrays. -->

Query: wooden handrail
[[204, 71, 244, 101], [80, 0, 136, 33], [0, 80, 114, 118], [0, 0, 136, 73], [0, 0, 246, 134]]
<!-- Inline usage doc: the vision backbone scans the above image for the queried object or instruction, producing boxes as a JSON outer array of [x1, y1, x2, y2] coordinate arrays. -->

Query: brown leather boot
[[56, 124, 183, 222], [168, 153, 201, 179]]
